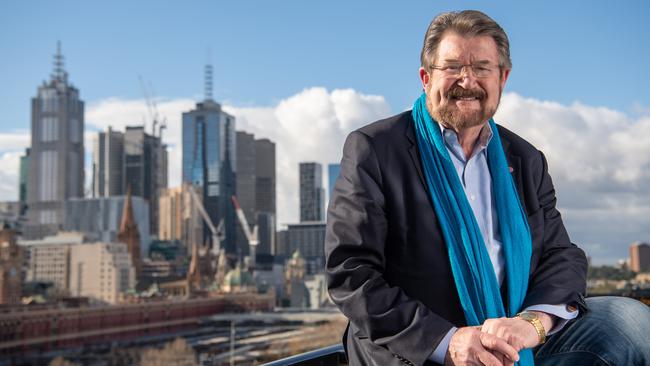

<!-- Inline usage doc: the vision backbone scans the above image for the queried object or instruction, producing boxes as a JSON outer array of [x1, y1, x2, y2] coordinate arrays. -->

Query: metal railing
[[263, 344, 347, 366]]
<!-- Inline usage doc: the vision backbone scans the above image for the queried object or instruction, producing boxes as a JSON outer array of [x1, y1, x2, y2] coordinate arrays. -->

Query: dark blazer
[[325, 111, 588, 366]]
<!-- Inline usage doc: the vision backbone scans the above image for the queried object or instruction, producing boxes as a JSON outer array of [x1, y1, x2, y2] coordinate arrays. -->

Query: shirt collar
[[438, 121, 493, 161]]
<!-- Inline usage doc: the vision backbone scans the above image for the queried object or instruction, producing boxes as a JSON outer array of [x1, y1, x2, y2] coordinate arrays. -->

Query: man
[[325, 10, 650, 366]]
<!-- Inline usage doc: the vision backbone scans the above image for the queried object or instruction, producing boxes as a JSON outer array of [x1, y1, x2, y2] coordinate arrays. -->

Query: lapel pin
[[509, 167, 514, 173]]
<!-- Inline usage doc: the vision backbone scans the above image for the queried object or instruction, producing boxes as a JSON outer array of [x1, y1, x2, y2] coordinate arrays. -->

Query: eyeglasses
[[430, 63, 498, 78]]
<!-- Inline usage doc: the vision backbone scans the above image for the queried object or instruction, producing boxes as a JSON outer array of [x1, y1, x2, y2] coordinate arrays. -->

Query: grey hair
[[420, 10, 512, 71]]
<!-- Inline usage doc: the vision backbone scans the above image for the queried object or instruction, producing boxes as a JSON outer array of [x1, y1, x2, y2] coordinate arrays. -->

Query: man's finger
[[476, 349, 505, 366], [492, 349, 515, 366], [479, 332, 520, 362]]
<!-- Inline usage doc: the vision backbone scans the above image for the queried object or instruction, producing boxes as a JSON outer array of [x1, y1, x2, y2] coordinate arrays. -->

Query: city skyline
[[1, 1, 649, 265]]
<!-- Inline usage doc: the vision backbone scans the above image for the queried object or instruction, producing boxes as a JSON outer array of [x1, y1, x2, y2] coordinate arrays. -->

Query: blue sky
[[1, 0, 649, 128], [1, 1, 649, 264]]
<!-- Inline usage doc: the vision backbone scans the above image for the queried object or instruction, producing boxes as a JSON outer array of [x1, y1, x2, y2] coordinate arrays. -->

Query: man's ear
[[419, 67, 430, 90], [500, 68, 511, 89]]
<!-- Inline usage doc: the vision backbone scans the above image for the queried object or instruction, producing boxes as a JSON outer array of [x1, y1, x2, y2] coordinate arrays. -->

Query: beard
[[428, 85, 500, 131]]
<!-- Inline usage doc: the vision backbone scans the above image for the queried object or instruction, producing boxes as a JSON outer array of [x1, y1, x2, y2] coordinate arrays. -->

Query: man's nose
[[456, 68, 479, 89]]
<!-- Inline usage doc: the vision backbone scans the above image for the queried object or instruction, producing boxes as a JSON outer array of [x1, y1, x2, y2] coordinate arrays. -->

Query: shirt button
[[470, 195, 476, 201]]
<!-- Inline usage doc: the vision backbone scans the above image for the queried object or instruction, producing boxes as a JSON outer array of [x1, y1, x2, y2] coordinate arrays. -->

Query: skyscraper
[[630, 242, 650, 273], [124, 126, 167, 235], [92, 125, 167, 235], [25, 43, 84, 239], [182, 65, 237, 254], [19, 148, 30, 216], [235, 132, 276, 259], [235, 131, 257, 256], [327, 163, 340, 206], [299, 162, 324, 222], [92, 127, 124, 197], [255, 138, 276, 259]]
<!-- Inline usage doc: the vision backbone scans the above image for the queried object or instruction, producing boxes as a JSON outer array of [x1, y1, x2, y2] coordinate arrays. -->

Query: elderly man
[[325, 10, 650, 366]]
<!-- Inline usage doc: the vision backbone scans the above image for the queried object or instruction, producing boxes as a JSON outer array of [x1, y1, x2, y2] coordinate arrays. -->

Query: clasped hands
[[444, 312, 554, 366]]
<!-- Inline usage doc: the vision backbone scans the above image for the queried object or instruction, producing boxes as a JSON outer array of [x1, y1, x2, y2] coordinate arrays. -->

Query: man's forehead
[[434, 32, 499, 62]]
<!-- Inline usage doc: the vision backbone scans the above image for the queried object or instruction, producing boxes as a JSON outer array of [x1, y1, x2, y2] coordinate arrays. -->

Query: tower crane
[[231, 196, 259, 270], [186, 184, 227, 289]]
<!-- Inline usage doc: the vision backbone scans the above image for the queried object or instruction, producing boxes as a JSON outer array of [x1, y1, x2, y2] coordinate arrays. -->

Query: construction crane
[[231, 196, 259, 270], [187, 184, 223, 253], [138, 76, 168, 141], [186, 184, 228, 289]]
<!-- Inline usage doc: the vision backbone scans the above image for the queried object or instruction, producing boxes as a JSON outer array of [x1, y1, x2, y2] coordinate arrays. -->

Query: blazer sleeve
[[325, 131, 455, 366], [521, 150, 589, 313]]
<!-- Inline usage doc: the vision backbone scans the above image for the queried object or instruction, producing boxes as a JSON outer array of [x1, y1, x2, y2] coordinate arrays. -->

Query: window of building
[[41, 116, 59, 142], [39, 150, 58, 201]]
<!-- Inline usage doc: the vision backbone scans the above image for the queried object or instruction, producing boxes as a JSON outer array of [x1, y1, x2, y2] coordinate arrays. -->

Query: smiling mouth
[[446, 86, 486, 102]]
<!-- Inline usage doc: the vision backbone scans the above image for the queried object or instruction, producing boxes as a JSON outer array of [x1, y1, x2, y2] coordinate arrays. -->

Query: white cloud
[[495, 92, 650, 263], [0, 131, 29, 153], [0, 131, 30, 201], [224, 87, 391, 226], [0, 151, 23, 201]]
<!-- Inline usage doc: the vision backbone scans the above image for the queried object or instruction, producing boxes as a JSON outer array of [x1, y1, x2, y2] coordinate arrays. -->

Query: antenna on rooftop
[[52, 41, 67, 83], [204, 64, 213, 101]]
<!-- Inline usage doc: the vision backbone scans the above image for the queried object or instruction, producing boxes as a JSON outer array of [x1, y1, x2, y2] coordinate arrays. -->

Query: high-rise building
[[327, 163, 340, 206], [0, 224, 23, 305], [19, 232, 88, 292], [92, 126, 167, 235], [25, 43, 84, 239], [69, 242, 135, 304], [255, 138, 276, 214], [276, 222, 326, 275], [64, 196, 150, 257], [159, 186, 188, 244], [299, 162, 324, 222], [158, 185, 205, 253], [235, 131, 256, 256], [182, 65, 236, 255], [235, 132, 276, 260], [19, 148, 30, 216], [92, 127, 124, 197], [630, 242, 650, 273], [19, 231, 135, 304]]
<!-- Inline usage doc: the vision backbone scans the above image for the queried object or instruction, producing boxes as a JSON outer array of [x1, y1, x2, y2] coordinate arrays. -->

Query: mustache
[[446, 86, 486, 100]]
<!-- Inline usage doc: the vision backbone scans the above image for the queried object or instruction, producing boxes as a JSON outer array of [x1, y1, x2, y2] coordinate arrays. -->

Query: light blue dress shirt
[[428, 123, 578, 364]]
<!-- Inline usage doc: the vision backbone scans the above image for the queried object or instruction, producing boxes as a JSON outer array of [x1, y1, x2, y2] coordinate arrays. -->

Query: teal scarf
[[412, 93, 533, 365]]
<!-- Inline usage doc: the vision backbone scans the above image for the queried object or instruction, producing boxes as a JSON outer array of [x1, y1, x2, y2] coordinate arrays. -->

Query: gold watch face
[[519, 312, 538, 321]]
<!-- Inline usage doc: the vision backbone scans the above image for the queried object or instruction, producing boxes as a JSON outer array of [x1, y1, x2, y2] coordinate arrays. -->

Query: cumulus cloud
[[225, 87, 391, 227], [495, 93, 650, 263], [0, 131, 30, 201], [0, 151, 24, 201]]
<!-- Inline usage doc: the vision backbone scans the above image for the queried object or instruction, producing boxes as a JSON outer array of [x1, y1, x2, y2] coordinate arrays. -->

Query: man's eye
[[446, 66, 462, 72]]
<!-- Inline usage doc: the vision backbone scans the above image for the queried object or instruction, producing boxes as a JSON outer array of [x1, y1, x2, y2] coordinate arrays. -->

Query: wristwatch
[[516, 311, 546, 344]]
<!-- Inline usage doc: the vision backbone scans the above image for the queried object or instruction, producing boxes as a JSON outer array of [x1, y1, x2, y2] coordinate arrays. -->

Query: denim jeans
[[534, 296, 650, 366]]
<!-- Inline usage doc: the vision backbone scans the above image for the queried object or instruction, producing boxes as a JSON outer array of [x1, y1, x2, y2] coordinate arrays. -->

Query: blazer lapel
[[499, 130, 525, 211], [404, 113, 427, 189]]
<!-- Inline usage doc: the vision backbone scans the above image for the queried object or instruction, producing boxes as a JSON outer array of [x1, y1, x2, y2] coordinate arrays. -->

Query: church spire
[[118, 185, 141, 277]]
